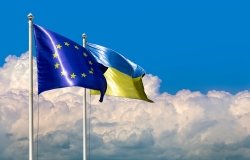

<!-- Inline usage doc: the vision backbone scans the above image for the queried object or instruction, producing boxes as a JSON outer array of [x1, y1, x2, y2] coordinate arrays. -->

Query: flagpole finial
[[28, 13, 34, 21], [82, 33, 87, 39]]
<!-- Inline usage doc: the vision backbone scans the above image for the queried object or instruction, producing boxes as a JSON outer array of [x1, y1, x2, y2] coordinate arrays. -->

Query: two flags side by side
[[87, 43, 153, 102], [33, 24, 107, 102], [33, 24, 152, 102]]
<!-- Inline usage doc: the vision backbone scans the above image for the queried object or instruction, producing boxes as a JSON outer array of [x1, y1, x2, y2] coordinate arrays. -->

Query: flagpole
[[28, 13, 34, 160], [82, 33, 88, 160]]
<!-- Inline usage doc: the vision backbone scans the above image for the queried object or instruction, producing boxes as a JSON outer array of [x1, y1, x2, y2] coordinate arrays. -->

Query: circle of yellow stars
[[53, 42, 95, 79]]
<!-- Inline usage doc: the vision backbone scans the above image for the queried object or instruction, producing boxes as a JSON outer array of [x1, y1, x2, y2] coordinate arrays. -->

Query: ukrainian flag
[[86, 43, 152, 102]]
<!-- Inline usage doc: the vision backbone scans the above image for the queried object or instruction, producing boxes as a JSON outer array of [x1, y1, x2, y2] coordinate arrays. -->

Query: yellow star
[[81, 73, 87, 78], [74, 45, 79, 50], [89, 70, 93, 74], [88, 61, 93, 65], [83, 52, 88, 57], [64, 42, 70, 47], [61, 71, 66, 76], [70, 73, 76, 79], [56, 44, 62, 49], [53, 52, 58, 58], [55, 63, 60, 69]]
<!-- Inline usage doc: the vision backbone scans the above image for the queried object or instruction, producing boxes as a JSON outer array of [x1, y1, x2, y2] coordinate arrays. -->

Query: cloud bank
[[1, 53, 250, 160]]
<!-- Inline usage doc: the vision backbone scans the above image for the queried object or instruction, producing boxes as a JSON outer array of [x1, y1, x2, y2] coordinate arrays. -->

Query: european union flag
[[33, 24, 107, 102]]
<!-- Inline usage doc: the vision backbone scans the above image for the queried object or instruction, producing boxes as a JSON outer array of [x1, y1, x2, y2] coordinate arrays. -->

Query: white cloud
[[0, 52, 250, 160]]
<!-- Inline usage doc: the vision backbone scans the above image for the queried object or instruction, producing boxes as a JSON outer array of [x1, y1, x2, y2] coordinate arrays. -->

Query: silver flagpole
[[28, 13, 34, 160], [82, 33, 88, 160]]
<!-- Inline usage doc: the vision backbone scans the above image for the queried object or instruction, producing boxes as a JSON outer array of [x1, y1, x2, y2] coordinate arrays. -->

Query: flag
[[86, 43, 152, 102], [33, 24, 107, 102]]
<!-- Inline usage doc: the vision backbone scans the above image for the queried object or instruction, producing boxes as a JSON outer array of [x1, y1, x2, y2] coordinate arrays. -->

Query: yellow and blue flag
[[33, 24, 107, 102], [86, 43, 152, 102]]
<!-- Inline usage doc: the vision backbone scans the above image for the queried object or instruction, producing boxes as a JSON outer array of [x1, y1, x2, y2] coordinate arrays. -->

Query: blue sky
[[0, 0, 250, 94]]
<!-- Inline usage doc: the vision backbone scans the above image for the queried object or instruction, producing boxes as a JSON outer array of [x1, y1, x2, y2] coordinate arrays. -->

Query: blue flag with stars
[[33, 24, 107, 102]]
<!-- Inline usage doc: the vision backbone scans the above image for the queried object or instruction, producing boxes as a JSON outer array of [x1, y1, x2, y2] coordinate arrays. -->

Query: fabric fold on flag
[[86, 43, 152, 102], [33, 24, 107, 102]]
